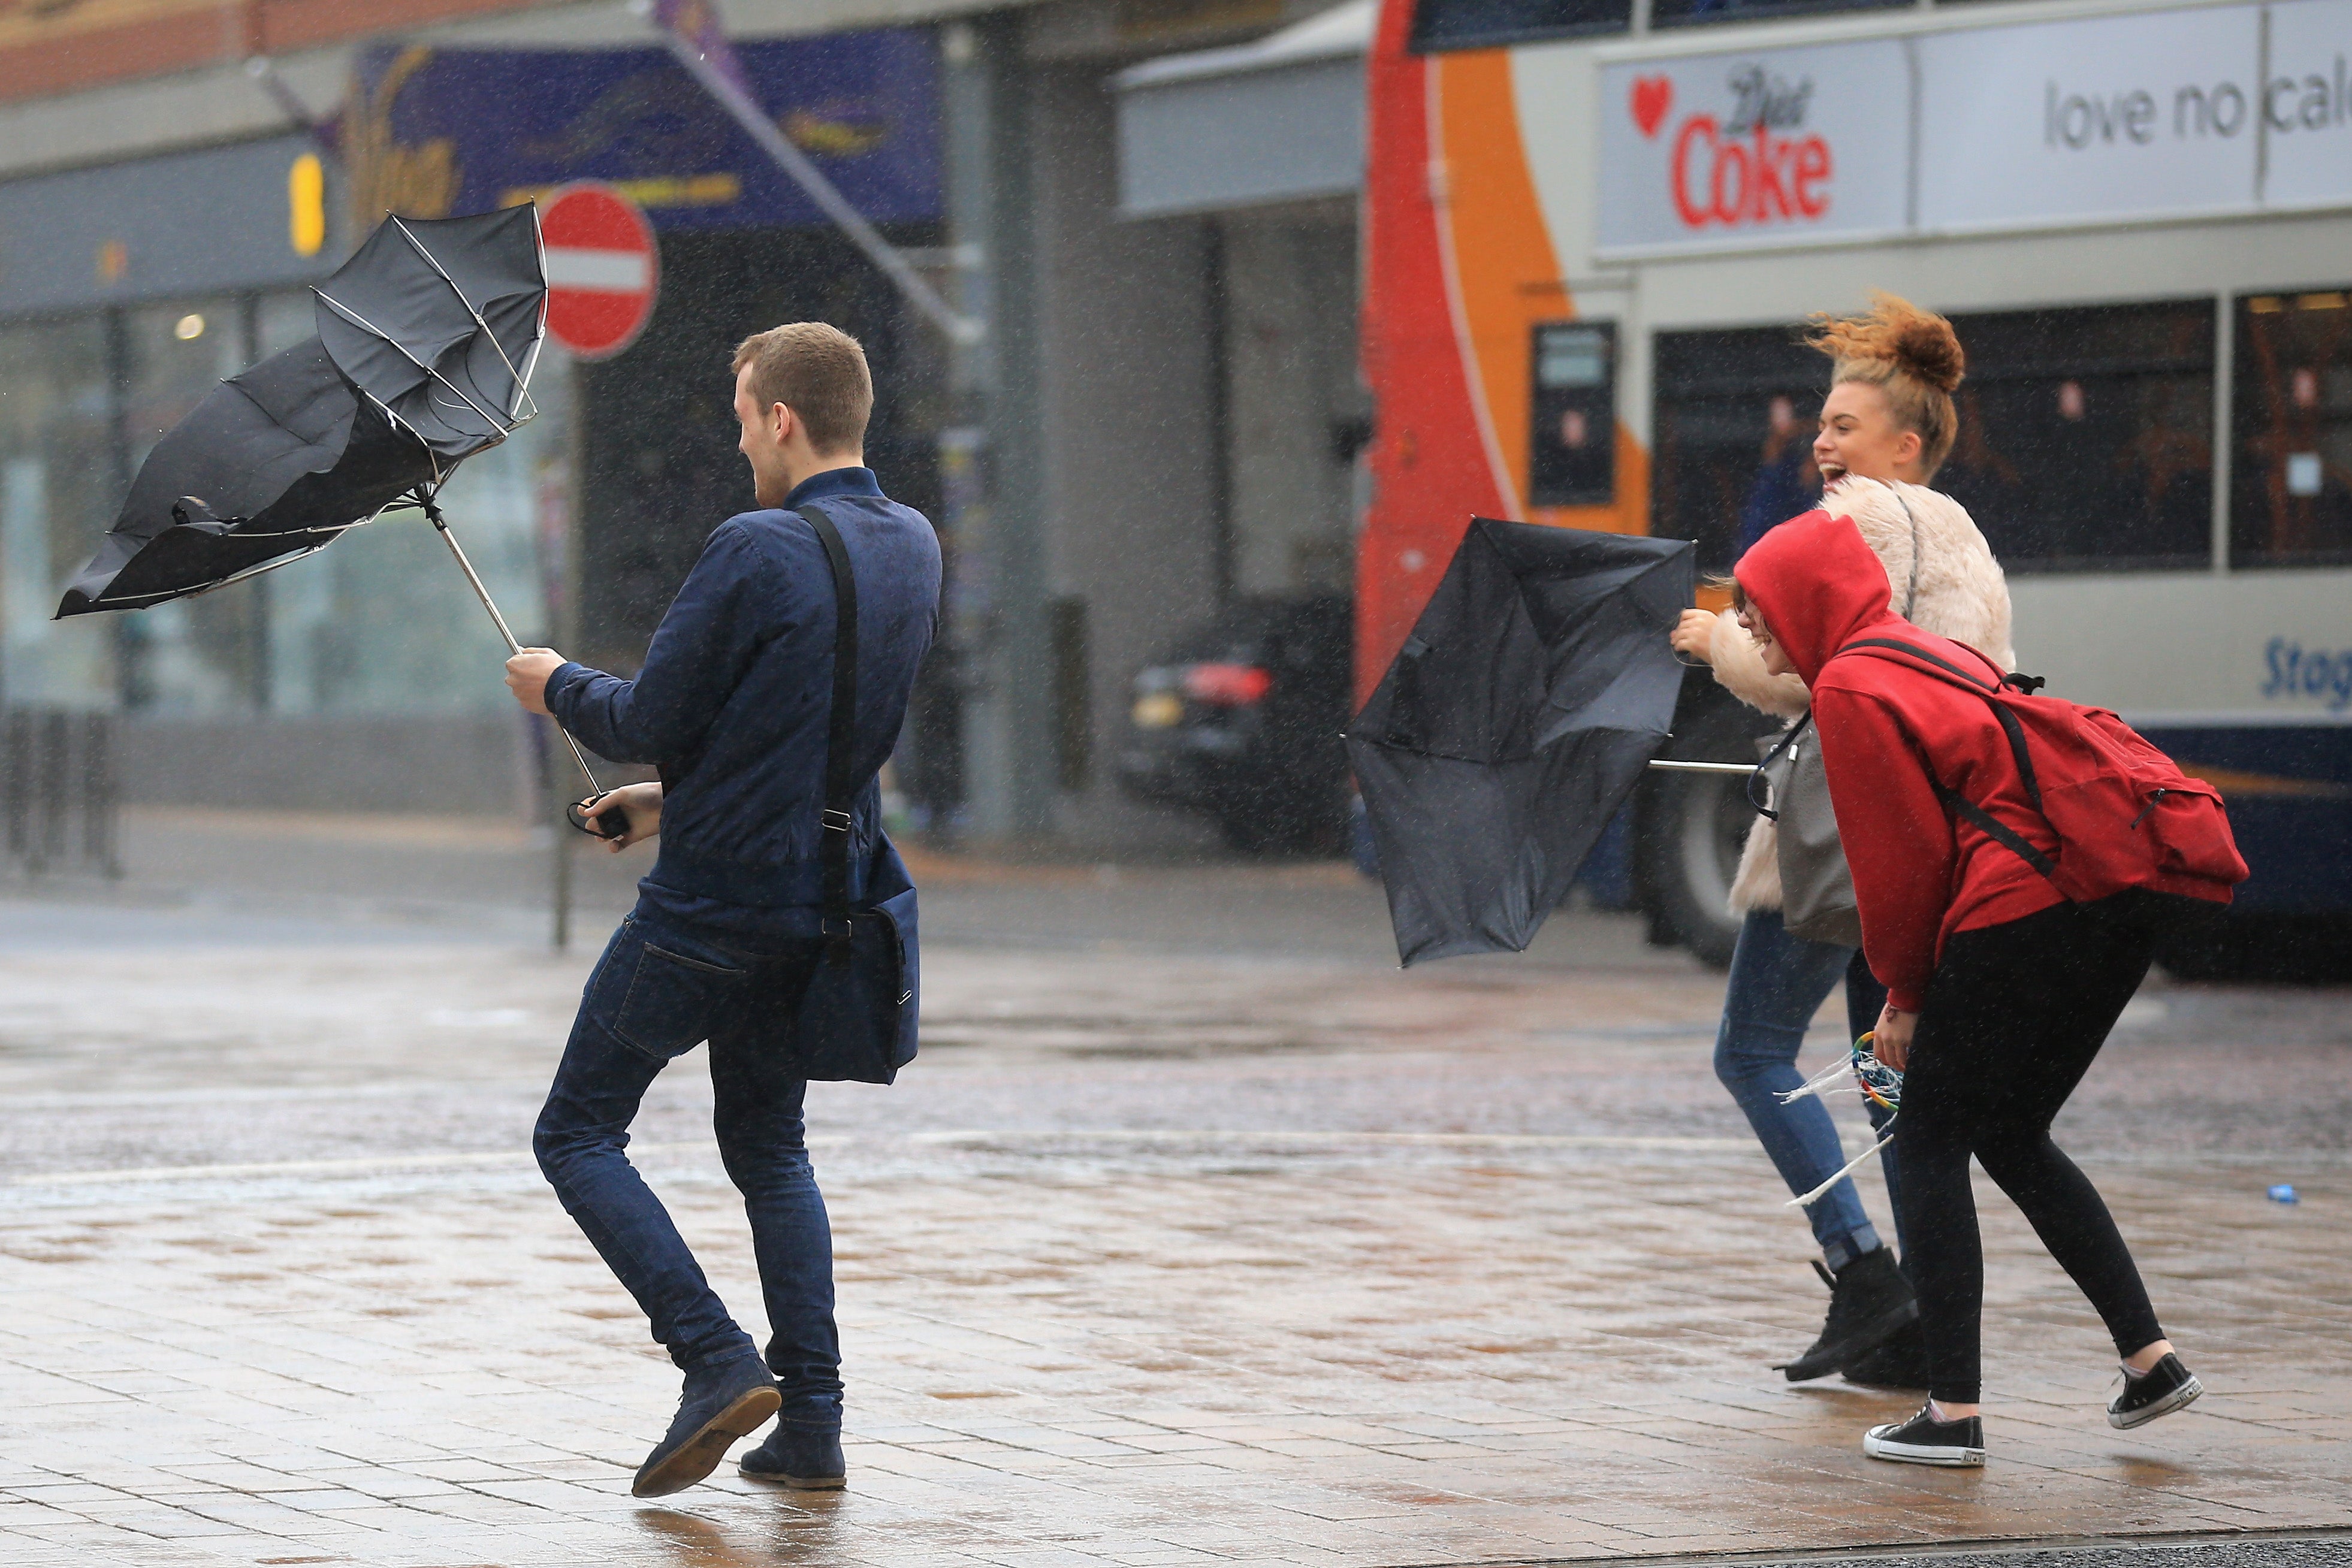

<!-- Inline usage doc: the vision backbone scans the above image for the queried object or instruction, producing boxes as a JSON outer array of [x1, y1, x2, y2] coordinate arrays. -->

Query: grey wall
[[1029, 62, 1225, 855], [118, 714, 541, 819], [0, 134, 340, 319], [1221, 207, 1362, 598], [1116, 56, 1364, 219]]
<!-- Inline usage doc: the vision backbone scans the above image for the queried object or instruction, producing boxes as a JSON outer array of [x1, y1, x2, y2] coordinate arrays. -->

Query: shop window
[[1648, 325, 1826, 575], [1651, 0, 1907, 29], [4, 289, 561, 719], [1937, 300, 2214, 572], [0, 318, 117, 710], [2233, 291, 2352, 567], [119, 297, 264, 712], [1527, 321, 1617, 507], [1410, 0, 1629, 52]]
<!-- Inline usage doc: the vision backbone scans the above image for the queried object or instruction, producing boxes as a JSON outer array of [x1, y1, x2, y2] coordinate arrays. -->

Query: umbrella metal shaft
[[1646, 760, 1760, 775], [429, 508, 605, 796]]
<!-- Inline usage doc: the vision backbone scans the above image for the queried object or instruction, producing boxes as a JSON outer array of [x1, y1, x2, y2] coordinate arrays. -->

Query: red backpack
[[1842, 638, 2247, 909]]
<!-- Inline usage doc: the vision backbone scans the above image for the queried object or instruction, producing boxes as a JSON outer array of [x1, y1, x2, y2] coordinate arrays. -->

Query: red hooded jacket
[[1735, 510, 2064, 1012]]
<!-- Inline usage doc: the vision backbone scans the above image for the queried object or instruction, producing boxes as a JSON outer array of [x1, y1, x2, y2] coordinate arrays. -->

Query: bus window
[[1528, 322, 1616, 507], [1651, 0, 1906, 28], [1938, 300, 2215, 573], [1409, 0, 1629, 52], [2233, 291, 2352, 569], [1649, 325, 1825, 574]]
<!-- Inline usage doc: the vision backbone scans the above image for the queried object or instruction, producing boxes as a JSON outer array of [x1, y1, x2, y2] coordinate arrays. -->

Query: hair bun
[[1806, 291, 1965, 392]]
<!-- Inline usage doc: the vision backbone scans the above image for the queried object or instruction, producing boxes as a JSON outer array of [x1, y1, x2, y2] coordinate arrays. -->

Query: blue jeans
[[533, 908, 843, 1433], [1712, 908, 1902, 1269]]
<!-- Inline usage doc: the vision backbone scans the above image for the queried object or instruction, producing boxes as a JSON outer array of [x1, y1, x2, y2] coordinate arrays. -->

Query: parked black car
[[1115, 596, 1352, 856]]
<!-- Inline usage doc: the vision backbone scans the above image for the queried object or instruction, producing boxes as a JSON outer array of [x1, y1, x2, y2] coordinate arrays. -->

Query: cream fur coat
[[1713, 476, 2017, 915]]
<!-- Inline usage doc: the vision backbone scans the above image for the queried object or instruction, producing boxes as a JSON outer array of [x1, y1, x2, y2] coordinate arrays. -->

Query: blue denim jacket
[[546, 467, 940, 919]]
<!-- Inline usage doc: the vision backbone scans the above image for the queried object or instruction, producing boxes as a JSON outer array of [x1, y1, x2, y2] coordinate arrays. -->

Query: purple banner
[[346, 29, 941, 233]]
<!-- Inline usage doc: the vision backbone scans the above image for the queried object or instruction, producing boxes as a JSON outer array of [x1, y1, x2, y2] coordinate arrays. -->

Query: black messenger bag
[[784, 500, 920, 1085]]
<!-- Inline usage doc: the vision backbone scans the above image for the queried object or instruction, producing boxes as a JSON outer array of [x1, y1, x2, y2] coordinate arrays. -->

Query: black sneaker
[[2108, 1353, 2202, 1430], [1778, 1249, 1918, 1382], [739, 1422, 847, 1489], [632, 1356, 782, 1498], [1842, 1319, 1930, 1389], [1864, 1403, 1985, 1467]]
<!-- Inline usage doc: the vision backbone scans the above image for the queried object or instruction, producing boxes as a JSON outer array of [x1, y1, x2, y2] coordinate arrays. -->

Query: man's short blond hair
[[732, 322, 872, 455]]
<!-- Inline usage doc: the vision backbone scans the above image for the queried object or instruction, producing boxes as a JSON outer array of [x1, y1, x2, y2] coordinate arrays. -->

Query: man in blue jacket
[[504, 322, 940, 1499]]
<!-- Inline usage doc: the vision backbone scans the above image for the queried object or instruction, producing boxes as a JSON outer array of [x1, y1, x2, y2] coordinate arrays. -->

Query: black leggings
[[1896, 901, 2166, 1403]]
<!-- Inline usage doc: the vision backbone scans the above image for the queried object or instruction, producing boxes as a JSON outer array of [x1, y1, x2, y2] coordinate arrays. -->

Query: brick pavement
[[1, 914, 2347, 1567]]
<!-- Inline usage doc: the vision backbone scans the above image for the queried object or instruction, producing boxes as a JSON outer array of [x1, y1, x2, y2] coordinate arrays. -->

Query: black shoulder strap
[[1837, 637, 2060, 883], [802, 499, 860, 951], [1842, 636, 1998, 690], [1840, 637, 2043, 812], [1937, 785, 2060, 881]]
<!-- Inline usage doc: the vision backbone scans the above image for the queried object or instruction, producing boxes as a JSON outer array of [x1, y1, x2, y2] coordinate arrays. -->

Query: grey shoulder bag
[[1755, 489, 1922, 948]]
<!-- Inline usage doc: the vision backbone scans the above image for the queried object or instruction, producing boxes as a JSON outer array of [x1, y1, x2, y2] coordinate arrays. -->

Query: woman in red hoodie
[[1731, 509, 2204, 1468]]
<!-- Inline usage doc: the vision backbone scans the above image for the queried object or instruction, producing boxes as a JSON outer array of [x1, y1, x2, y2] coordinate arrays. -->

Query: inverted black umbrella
[[56, 336, 436, 615], [1346, 518, 1694, 966], [58, 206, 618, 823], [312, 205, 544, 469]]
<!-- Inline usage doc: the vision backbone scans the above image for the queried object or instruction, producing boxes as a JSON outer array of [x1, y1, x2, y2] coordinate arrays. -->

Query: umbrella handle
[[421, 490, 606, 797], [566, 793, 632, 839]]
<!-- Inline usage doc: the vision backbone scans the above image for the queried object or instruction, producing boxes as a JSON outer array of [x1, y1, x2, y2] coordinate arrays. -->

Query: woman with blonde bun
[[1668, 295, 2015, 1389]]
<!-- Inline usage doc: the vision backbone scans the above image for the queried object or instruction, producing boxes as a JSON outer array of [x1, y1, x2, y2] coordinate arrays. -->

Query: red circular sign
[[539, 182, 659, 361]]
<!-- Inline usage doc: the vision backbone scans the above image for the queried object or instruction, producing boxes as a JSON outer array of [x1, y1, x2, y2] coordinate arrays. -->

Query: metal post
[[549, 357, 585, 951], [35, 709, 67, 876], [950, 16, 1053, 845], [3, 710, 26, 868], [551, 762, 574, 952], [83, 712, 120, 879]]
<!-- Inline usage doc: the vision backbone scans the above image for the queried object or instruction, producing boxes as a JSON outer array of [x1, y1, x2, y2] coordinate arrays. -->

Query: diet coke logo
[[1631, 74, 1673, 137], [1632, 64, 1834, 231]]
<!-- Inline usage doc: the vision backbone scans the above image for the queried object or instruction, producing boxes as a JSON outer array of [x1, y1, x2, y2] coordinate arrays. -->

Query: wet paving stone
[[1, 898, 2348, 1566]]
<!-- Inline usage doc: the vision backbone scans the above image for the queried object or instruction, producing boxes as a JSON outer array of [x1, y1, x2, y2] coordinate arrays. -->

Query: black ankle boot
[[1842, 1319, 1930, 1389], [1777, 1249, 1918, 1382], [740, 1422, 847, 1489]]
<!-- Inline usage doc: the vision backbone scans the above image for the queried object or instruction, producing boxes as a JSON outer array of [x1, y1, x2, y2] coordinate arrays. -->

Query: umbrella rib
[[354, 386, 448, 488], [313, 286, 508, 440], [511, 206, 548, 421], [388, 214, 537, 425], [87, 538, 347, 610]]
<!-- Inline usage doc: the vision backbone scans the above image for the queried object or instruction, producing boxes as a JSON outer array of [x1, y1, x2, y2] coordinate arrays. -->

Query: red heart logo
[[1631, 75, 1673, 139]]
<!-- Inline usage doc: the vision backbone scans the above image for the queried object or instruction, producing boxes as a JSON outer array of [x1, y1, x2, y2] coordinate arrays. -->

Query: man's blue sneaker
[[739, 1422, 846, 1490], [631, 1356, 781, 1498]]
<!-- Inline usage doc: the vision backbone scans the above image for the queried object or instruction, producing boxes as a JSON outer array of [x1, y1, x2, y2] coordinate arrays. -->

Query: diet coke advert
[[1597, 39, 1909, 255]]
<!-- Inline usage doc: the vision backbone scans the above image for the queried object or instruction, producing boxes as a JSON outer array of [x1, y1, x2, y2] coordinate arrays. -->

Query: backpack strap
[[1934, 783, 2060, 882], [1840, 638, 2045, 813], [1835, 637, 2062, 884], [801, 499, 861, 960]]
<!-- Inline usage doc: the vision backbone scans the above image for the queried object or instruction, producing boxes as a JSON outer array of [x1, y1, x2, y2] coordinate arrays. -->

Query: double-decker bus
[[1357, 0, 2352, 978]]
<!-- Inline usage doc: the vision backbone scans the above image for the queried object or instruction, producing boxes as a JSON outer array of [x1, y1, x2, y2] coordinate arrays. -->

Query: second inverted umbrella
[[1348, 518, 1695, 966]]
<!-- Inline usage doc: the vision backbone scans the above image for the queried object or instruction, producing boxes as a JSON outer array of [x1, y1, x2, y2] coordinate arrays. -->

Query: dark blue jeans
[[1713, 908, 1901, 1269], [534, 909, 843, 1433]]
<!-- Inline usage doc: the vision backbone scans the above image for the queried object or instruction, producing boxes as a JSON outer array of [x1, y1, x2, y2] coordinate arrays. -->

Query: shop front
[[0, 25, 950, 818]]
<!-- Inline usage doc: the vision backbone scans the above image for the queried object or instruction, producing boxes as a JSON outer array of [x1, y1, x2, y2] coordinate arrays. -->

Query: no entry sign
[[539, 183, 658, 360]]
